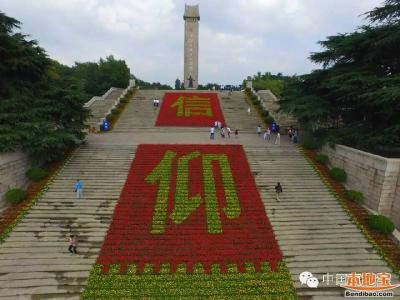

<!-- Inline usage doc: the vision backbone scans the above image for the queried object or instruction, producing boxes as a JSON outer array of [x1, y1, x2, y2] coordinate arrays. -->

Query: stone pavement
[[0, 89, 398, 299]]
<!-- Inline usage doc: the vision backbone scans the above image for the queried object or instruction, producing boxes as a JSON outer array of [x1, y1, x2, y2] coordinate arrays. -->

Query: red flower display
[[97, 144, 282, 274], [156, 92, 225, 127]]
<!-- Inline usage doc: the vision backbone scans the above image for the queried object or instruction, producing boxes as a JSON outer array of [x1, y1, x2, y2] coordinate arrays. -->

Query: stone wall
[[393, 183, 400, 232], [0, 151, 31, 208], [321, 144, 400, 229]]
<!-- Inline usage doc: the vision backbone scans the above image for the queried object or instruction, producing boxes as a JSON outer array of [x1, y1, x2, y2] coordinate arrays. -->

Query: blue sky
[[0, 0, 381, 86]]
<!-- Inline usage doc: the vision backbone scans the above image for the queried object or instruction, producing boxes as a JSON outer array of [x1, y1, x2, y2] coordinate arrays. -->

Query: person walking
[[227, 127, 231, 138], [220, 127, 225, 138], [266, 127, 271, 141], [275, 182, 283, 201], [210, 127, 215, 139], [235, 129, 239, 138], [75, 179, 84, 199], [274, 132, 281, 145], [68, 234, 78, 254], [293, 129, 298, 144], [247, 106, 251, 115], [288, 128, 293, 141], [257, 125, 262, 136]]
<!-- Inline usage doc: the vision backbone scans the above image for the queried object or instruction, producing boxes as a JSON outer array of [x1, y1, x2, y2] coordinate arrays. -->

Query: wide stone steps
[[245, 144, 397, 299], [112, 90, 262, 133], [1, 89, 397, 299], [112, 90, 165, 131], [219, 92, 260, 132], [87, 88, 125, 128], [0, 144, 135, 299]]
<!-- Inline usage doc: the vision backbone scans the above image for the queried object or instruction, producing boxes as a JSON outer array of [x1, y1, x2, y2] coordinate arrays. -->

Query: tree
[[0, 12, 49, 100], [73, 55, 130, 96], [0, 11, 89, 162], [280, 0, 400, 154], [133, 76, 172, 90], [243, 72, 288, 96]]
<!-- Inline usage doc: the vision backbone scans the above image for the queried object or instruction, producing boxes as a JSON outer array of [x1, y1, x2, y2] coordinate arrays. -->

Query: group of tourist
[[210, 121, 238, 139], [256, 124, 282, 145], [255, 124, 300, 145]]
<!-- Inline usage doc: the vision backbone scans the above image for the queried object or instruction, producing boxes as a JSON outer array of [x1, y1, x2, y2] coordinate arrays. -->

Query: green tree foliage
[[0, 13, 49, 99], [0, 11, 89, 162], [244, 72, 287, 97], [134, 76, 172, 90], [73, 55, 130, 96], [280, 0, 400, 154]]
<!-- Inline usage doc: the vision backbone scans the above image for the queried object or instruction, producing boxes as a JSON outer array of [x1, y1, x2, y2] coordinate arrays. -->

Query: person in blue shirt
[[75, 179, 84, 199]]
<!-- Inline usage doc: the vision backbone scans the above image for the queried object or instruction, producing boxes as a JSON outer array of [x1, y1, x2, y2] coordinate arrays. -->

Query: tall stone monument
[[183, 4, 200, 89]]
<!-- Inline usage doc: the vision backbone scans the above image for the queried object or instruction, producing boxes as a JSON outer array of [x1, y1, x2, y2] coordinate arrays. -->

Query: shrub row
[[368, 214, 395, 235], [5, 188, 27, 204], [315, 154, 328, 164], [244, 88, 274, 125], [329, 167, 347, 182], [5, 166, 49, 204], [26, 167, 48, 181], [302, 137, 320, 150], [345, 190, 364, 203]]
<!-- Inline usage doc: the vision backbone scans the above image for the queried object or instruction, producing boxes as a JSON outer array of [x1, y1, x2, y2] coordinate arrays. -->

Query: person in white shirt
[[210, 127, 215, 139], [266, 128, 271, 141], [275, 132, 281, 145]]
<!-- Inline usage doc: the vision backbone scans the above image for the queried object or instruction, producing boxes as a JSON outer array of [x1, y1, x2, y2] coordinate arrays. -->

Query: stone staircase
[[0, 144, 135, 299], [113, 89, 256, 133], [219, 91, 260, 133], [1, 88, 398, 299], [245, 144, 398, 299], [87, 88, 125, 129], [112, 89, 166, 132], [257, 89, 298, 129]]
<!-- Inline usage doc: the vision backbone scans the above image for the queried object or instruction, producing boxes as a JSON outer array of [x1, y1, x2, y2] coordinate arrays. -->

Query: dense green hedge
[[245, 89, 275, 128], [5, 188, 28, 204], [315, 154, 329, 164], [26, 167, 48, 182], [345, 190, 364, 203], [329, 168, 347, 182], [302, 137, 320, 150], [368, 215, 395, 235]]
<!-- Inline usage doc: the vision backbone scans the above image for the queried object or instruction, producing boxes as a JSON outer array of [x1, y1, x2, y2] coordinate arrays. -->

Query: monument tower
[[183, 4, 200, 89]]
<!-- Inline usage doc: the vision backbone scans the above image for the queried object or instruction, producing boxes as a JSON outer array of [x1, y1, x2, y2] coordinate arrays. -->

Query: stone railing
[[83, 87, 118, 108], [84, 79, 135, 109], [101, 83, 136, 129], [86, 79, 136, 130], [321, 144, 400, 230], [84, 96, 102, 108]]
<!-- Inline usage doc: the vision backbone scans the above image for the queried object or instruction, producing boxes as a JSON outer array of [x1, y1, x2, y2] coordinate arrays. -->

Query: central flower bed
[[156, 92, 225, 126], [97, 144, 281, 274]]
